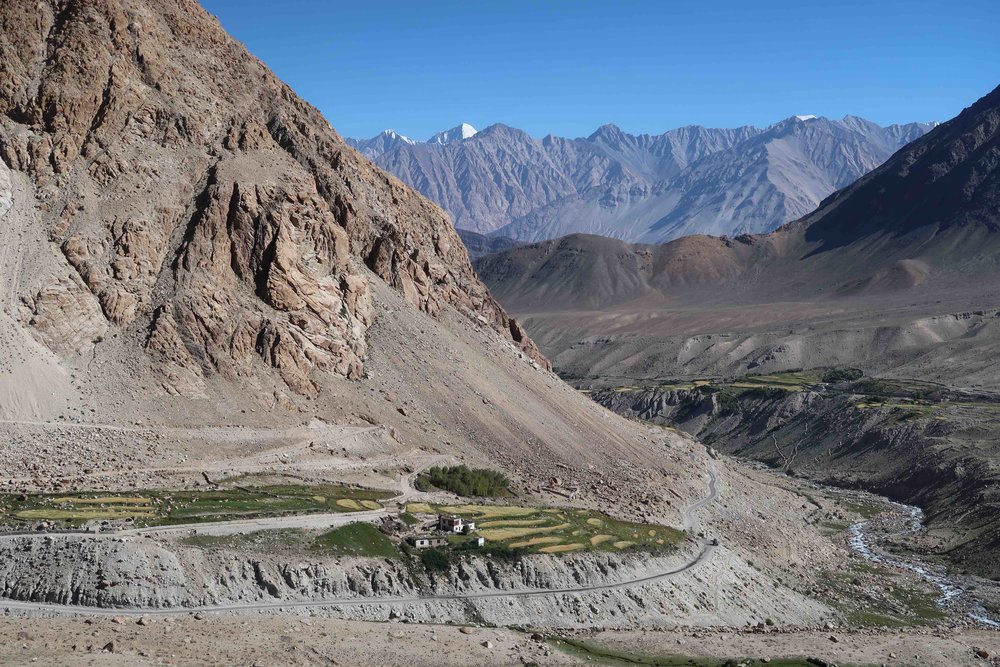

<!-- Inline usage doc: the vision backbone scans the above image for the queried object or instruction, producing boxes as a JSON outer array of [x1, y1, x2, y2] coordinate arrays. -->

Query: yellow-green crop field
[[406, 502, 683, 555], [0, 478, 392, 528]]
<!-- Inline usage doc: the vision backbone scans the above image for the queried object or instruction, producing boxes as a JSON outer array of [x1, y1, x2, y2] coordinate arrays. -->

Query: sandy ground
[[587, 626, 1000, 666], [0, 616, 996, 666]]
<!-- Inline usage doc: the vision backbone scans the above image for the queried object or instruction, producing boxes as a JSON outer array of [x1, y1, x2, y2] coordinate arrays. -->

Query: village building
[[438, 514, 476, 533], [406, 535, 448, 549]]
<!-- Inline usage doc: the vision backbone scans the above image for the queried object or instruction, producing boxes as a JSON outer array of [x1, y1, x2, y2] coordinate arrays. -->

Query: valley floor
[[0, 616, 996, 666], [1, 410, 998, 665]]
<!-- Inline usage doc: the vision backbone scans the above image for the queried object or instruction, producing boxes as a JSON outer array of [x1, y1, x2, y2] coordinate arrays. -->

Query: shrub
[[716, 390, 740, 415], [455, 542, 526, 561], [419, 548, 451, 573]]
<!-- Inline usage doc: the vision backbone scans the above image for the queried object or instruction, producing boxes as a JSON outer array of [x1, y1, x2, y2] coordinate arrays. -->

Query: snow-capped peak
[[793, 114, 818, 122], [429, 123, 478, 145], [381, 129, 416, 145]]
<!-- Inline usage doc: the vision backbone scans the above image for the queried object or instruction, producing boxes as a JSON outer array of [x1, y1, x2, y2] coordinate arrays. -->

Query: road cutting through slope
[[0, 466, 718, 616]]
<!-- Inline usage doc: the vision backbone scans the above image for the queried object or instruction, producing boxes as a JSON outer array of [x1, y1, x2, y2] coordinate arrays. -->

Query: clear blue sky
[[201, 0, 999, 140]]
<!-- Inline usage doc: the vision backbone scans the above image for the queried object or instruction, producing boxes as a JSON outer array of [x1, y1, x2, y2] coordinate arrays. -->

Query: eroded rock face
[[0, 0, 548, 396], [17, 273, 108, 356], [0, 159, 12, 219]]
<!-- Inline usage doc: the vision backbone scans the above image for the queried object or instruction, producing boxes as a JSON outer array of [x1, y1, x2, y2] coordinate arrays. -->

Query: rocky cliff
[[0, 0, 547, 403]]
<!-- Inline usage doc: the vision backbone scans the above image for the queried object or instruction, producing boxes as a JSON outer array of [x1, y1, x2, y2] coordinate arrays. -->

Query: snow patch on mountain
[[429, 123, 478, 144]]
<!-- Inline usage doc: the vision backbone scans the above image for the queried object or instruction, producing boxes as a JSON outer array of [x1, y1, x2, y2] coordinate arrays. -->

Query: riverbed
[[845, 497, 999, 628]]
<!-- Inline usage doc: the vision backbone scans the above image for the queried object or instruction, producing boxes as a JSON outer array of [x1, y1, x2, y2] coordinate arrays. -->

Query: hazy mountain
[[455, 229, 523, 259], [345, 128, 416, 159], [642, 115, 934, 239], [350, 117, 933, 242], [475, 84, 1000, 387]]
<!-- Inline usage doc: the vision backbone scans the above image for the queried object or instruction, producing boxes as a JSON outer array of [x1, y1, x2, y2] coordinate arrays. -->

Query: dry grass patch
[[55, 496, 152, 505], [405, 502, 434, 514], [479, 523, 570, 541], [447, 504, 538, 519], [541, 543, 584, 554], [16, 508, 155, 520], [477, 518, 549, 529], [613, 540, 635, 549], [586, 517, 603, 527], [590, 534, 614, 546], [336, 499, 362, 510], [509, 536, 564, 548]]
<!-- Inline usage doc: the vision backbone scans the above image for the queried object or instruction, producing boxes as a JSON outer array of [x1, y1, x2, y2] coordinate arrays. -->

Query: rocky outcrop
[[17, 273, 107, 355], [0, 0, 548, 398]]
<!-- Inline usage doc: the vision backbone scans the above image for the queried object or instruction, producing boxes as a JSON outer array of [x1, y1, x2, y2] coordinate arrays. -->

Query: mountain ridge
[[474, 84, 1000, 387], [349, 116, 933, 243]]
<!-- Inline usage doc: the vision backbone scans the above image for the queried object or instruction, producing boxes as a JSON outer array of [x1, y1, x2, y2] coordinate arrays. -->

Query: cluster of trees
[[822, 367, 864, 384], [415, 465, 511, 497]]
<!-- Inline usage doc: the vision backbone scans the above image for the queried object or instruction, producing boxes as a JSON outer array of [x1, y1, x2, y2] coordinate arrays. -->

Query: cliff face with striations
[[0, 0, 547, 399]]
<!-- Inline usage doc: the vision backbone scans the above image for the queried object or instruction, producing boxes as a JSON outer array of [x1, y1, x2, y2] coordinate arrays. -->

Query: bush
[[415, 465, 511, 497], [456, 542, 526, 561], [716, 390, 740, 415], [419, 548, 451, 573], [822, 367, 864, 384]]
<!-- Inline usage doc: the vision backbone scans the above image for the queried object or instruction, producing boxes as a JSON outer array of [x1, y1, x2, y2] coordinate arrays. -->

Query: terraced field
[[0, 480, 392, 529], [406, 502, 683, 555]]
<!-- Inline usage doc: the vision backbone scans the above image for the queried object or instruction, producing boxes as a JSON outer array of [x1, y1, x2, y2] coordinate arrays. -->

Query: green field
[[405, 502, 683, 555], [730, 370, 823, 392], [312, 523, 401, 559], [0, 480, 393, 528]]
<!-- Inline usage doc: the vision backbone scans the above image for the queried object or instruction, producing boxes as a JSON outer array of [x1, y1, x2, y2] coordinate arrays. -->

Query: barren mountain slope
[[476, 85, 1000, 388], [0, 0, 716, 500], [642, 116, 932, 240]]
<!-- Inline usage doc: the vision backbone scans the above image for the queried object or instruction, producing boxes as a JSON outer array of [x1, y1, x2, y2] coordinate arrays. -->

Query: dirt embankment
[[0, 533, 830, 629]]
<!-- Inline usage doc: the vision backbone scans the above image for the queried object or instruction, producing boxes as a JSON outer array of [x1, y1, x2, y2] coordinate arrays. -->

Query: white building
[[438, 514, 476, 533]]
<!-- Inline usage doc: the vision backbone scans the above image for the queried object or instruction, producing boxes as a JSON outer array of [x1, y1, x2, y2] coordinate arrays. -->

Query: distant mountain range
[[349, 117, 935, 243], [474, 84, 1000, 388]]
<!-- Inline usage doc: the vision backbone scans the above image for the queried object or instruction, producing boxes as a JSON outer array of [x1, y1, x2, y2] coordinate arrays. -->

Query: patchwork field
[[406, 502, 684, 555], [0, 478, 392, 529]]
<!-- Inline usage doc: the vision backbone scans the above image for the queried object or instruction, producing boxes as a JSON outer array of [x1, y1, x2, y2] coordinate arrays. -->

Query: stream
[[846, 496, 1000, 628]]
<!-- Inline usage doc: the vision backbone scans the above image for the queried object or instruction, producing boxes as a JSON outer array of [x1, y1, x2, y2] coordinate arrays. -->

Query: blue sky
[[201, 0, 999, 140]]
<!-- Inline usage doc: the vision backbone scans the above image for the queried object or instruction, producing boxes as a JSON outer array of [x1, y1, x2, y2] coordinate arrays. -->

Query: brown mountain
[[0, 0, 701, 497], [475, 84, 1000, 388]]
